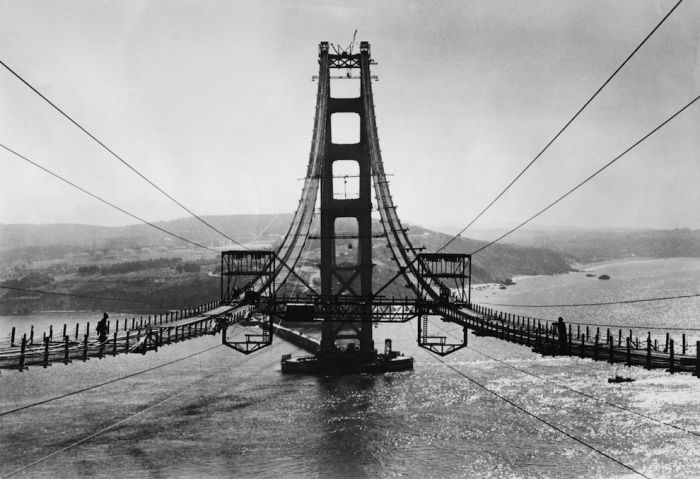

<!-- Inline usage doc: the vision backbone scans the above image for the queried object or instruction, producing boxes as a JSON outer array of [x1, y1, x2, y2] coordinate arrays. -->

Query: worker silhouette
[[556, 317, 567, 351], [96, 312, 109, 343]]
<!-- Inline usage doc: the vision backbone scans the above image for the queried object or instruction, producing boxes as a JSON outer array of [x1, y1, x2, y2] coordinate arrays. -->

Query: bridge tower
[[318, 41, 375, 365], [222, 41, 475, 373]]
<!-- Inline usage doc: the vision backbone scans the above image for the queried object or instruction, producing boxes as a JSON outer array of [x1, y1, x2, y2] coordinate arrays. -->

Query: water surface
[[1, 258, 699, 478]]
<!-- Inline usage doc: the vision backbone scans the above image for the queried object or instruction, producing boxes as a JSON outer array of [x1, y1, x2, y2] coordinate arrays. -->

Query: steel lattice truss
[[262, 296, 419, 323]]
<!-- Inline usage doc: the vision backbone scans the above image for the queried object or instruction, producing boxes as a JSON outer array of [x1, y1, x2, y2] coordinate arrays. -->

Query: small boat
[[608, 375, 635, 383]]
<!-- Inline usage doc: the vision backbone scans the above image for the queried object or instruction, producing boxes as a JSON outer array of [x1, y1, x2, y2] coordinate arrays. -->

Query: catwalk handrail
[[0, 301, 244, 370], [431, 301, 699, 373]]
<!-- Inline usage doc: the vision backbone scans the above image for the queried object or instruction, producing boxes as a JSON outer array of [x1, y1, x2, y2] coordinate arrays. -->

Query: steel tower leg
[[319, 42, 375, 366]]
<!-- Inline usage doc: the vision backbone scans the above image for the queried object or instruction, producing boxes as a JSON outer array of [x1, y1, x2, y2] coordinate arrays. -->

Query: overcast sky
[[0, 0, 698, 233]]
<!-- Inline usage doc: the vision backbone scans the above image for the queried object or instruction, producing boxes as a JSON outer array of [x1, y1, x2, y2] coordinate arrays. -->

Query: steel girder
[[262, 296, 418, 323]]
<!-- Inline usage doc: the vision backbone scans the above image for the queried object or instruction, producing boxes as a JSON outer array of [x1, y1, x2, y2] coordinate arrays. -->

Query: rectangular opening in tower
[[330, 77, 360, 98], [334, 217, 359, 267], [331, 112, 360, 144], [332, 159, 360, 199]]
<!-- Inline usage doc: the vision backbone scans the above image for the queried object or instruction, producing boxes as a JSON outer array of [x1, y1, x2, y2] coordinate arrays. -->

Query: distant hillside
[[403, 225, 572, 283], [3, 217, 697, 314], [465, 226, 700, 262], [0, 215, 574, 314], [0, 214, 294, 255], [0, 215, 572, 280]]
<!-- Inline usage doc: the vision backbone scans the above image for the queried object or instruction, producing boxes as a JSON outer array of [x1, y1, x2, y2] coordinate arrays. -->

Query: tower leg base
[[281, 351, 413, 375]]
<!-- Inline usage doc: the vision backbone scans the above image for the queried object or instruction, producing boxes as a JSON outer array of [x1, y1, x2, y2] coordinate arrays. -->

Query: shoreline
[[472, 257, 700, 303]]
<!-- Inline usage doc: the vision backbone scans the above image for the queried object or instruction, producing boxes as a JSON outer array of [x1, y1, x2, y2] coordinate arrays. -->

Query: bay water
[[1, 258, 699, 478]]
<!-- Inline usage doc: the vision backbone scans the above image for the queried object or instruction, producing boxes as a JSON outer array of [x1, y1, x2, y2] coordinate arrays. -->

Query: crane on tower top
[[330, 29, 358, 57], [347, 29, 358, 55]]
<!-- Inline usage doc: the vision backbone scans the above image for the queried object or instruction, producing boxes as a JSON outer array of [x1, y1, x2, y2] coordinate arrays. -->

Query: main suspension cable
[[0, 143, 218, 254], [480, 292, 700, 308], [1, 388, 194, 478], [470, 95, 699, 255], [437, 0, 684, 253], [426, 317, 700, 436], [0, 285, 167, 305], [469, 305, 700, 331], [429, 319, 698, 438], [424, 350, 650, 478], [0, 344, 223, 418], [1, 352, 278, 478], [2, 143, 306, 302], [465, 343, 700, 438], [0, 348, 262, 478], [0, 59, 248, 250]]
